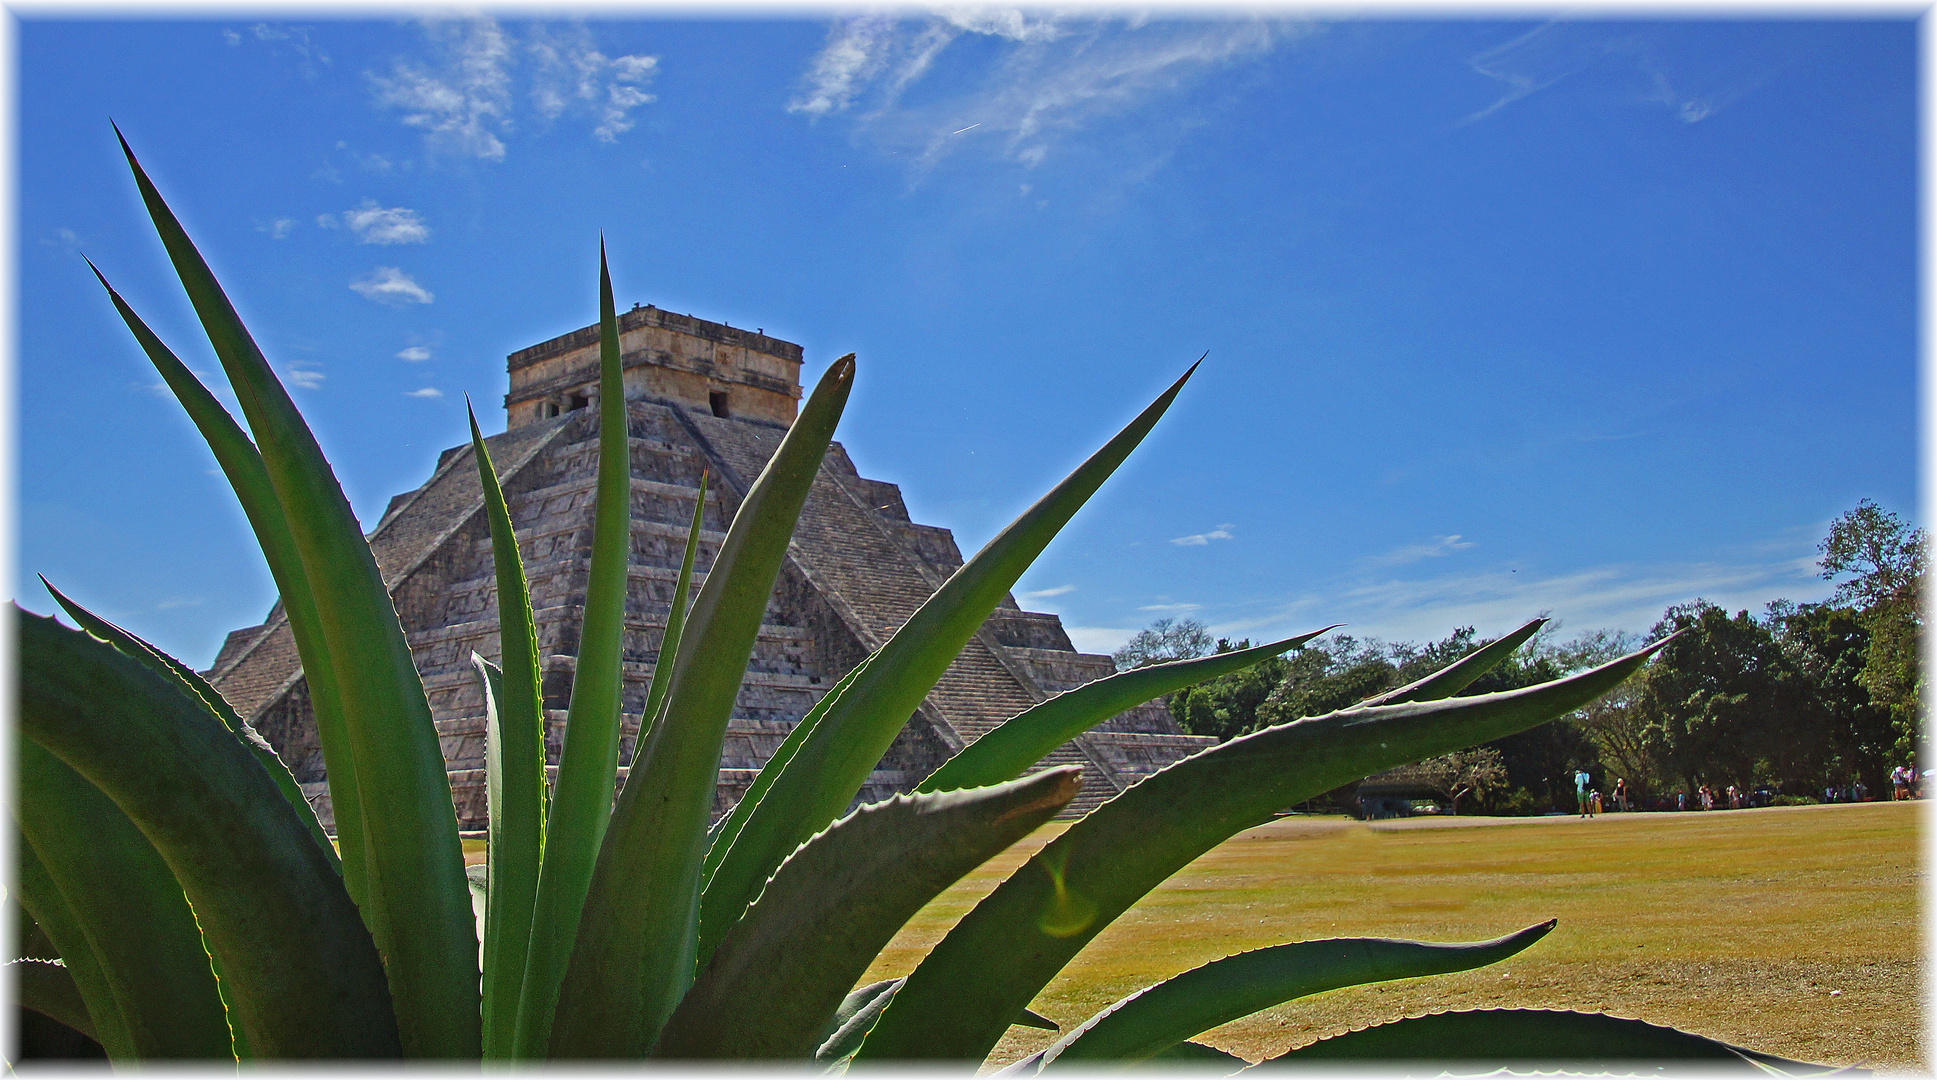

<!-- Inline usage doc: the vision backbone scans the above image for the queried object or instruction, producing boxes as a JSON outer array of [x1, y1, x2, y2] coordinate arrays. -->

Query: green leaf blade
[[1038, 922, 1553, 1066], [87, 262, 368, 902], [9, 959, 101, 1045], [705, 362, 1198, 966], [41, 577, 339, 873], [13, 838, 135, 1058], [856, 636, 1671, 1062], [655, 767, 1080, 1059], [466, 404, 548, 1061], [16, 737, 235, 1059], [917, 629, 1331, 795], [17, 608, 401, 1057], [1353, 617, 1548, 709], [513, 245, 635, 1058], [545, 350, 855, 1058], [1256, 1009, 1808, 1067], [637, 471, 709, 756], [119, 130, 476, 1058]]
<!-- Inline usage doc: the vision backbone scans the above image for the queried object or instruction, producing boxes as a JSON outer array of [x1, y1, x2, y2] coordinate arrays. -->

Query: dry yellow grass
[[857, 799, 1923, 1072]]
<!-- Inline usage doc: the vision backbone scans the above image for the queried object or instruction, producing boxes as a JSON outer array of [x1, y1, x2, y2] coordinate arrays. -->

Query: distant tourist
[[1677, 791, 1686, 812], [1576, 769, 1593, 818], [1614, 778, 1628, 812], [1892, 764, 1913, 800], [1727, 784, 1740, 810], [1699, 785, 1713, 812]]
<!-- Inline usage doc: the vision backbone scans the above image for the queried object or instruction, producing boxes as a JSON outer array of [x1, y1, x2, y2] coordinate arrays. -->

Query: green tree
[[1818, 499, 1924, 763], [1112, 617, 1214, 671], [1170, 638, 1292, 741], [1631, 602, 1820, 795]]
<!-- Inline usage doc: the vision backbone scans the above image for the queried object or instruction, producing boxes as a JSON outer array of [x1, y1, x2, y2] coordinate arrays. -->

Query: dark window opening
[[709, 391, 731, 419], [567, 393, 590, 412]]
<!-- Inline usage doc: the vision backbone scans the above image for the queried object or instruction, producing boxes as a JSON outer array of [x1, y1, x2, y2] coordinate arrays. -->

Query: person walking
[[1576, 768, 1593, 818], [1614, 777, 1628, 812]]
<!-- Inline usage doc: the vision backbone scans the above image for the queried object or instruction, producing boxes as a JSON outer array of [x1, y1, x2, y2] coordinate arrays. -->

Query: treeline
[[1116, 501, 1923, 814]]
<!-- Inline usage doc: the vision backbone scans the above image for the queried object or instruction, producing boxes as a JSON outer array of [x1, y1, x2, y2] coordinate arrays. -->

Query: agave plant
[[12, 132, 1812, 1072]]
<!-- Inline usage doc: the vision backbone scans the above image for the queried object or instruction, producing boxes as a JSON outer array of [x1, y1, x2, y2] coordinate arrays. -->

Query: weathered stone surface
[[208, 309, 1213, 829]]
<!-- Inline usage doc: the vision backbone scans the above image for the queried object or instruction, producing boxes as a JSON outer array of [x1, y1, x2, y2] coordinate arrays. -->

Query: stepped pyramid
[[206, 306, 1214, 829]]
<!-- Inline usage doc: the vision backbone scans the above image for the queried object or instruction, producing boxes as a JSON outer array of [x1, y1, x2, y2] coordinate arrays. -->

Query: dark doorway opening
[[709, 391, 731, 419]]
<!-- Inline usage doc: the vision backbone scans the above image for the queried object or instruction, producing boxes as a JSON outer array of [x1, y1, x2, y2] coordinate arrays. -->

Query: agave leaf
[[702, 654, 873, 891], [636, 471, 708, 757], [18, 608, 401, 1057], [546, 351, 855, 1058], [13, 839, 133, 1057], [40, 577, 338, 873], [15, 733, 240, 1059], [1035, 922, 1553, 1067], [470, 658, 531, 1060], [814, 977, 903, 1064], [1016, 1008, 1059, 1031], [655, 767, 1081, 1059], [466, 403, 548, 1062], [512, 245, 635, 1058], [118, 129, 474, 1057], [1254, 1008, 1811, 1068], [10, 959, 100, 1044], [1145, 1041, 1246, 1067], [85, 260, 366, 902], [856, 636, 1672, 1061], [704, 362, 1198, 964], [917, 628, 1332, 795], [1351, 617, 1547, 709]]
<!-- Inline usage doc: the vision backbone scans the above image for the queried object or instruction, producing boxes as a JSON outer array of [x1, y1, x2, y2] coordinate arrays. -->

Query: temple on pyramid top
[[206, 305, 1212, 830], [505, 304, 803, 430]]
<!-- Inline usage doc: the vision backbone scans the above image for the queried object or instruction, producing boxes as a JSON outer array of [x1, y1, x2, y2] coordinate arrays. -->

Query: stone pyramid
[[206, 305, 1213, 829]]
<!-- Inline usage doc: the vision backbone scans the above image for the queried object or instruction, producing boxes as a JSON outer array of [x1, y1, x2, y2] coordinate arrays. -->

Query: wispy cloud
[[256, 217, 296, 239], [1139, 601, 1202, 612], [233, 23, 330, 78], [527, 23, 660, 142], [350, 267, 434, 305], [342, 202, 429, 244], [1461, 22, 1764, 127], [790, 15, 1297, 174], [1364, 534, 1475, 567], [284, 367, 325, 390], [1214, 544, 1831, 649], [372, 18, 513, 160], [397, 346, 433, 362], [1172, 523, 1234, 547], [371, 18, 658, 160], [406, 387, 444, 399], [1018, 584, 1076, 601]]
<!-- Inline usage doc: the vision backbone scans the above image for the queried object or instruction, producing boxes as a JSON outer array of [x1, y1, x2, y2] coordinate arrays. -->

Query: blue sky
[[15, 14, 1919, 669]]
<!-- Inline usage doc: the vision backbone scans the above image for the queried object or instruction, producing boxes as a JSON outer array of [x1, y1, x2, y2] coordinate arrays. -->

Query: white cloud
[[342, 202, 429, 245], [1064, 625, 1135, 655], [1171, 523, 1234, 547], [528, 24, 660, 142], [372, 18, 514, 160], [222, 28, 240, 46], [1365, 534, 1476, 567], [790, 15, 1296, 174], [1139, 602, 1202, 612], [255, 218, 296, 239], [1214, 546, 1833, 650], [316, 214, 339, 229], [406, 387, 444, 398], [372, 18, 659, 159], [1017, 584, 1076, 601], [397, 346, 433, 362], [284, 367, 325, 390], [350, 267, 434, 305], [1461, 23, 1761, 127]]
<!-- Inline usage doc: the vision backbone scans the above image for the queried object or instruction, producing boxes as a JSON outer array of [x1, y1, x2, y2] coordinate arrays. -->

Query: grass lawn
[[856, 800, 1922, 1072]]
